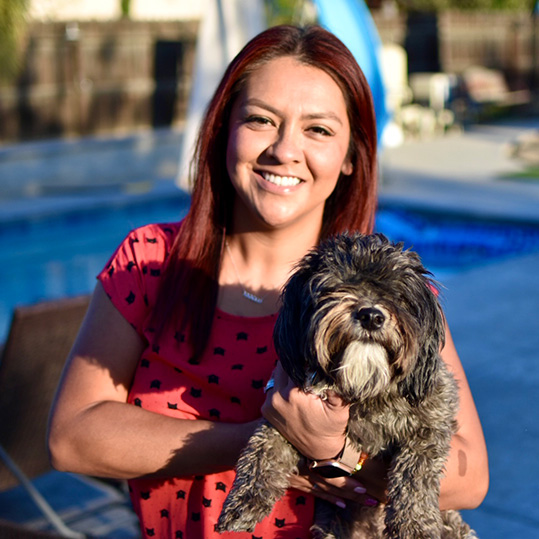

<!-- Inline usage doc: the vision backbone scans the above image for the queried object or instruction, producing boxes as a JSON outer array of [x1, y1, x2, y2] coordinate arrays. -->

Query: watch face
[[310, 461, 351, 478]]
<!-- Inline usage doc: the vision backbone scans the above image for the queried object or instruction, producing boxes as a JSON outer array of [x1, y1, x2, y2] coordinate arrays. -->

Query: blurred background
[[1, 0, 538, 142]]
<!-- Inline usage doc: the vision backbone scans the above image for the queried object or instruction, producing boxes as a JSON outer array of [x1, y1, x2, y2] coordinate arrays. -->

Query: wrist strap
[[309, 440, 369, 476], [339, 439, 368, 474]]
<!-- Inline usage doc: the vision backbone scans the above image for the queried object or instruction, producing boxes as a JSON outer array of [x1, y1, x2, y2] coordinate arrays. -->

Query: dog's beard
[[335, 341, 392, 401]]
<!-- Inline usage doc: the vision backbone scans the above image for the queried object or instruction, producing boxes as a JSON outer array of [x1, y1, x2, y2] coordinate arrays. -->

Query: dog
[[217, 233, 475, 538]]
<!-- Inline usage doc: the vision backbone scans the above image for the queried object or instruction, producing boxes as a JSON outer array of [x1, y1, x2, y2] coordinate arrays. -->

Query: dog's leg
[[441, 510, 477, 538], [384, 444, 447, 539], [217, 419, 301, 533], [311, 500, 364, 539]]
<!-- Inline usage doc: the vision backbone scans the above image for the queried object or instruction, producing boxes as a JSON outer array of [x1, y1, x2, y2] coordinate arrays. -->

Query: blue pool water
[[376, 207, 539, 273], [2, 195, 539, 344]]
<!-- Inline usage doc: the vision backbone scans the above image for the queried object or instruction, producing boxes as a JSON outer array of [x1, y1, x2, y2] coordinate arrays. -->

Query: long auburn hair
[[152, 25, 378, 358]]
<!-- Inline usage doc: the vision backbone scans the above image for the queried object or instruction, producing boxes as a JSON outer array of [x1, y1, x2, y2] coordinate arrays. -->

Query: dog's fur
[[217, 233, 475, 538]]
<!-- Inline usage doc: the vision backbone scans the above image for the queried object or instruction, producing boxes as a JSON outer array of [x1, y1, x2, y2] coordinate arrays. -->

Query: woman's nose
[[267, 128, 302, 163]]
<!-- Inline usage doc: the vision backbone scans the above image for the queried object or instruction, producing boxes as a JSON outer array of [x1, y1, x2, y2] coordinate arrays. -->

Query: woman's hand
[[261, 363, 349, 461], [261, 363, 389, 505], [287, 458, 387, 509]]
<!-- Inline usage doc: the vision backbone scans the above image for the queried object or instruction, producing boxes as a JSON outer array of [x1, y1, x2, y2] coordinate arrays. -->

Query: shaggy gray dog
[[217, 233, 475, 538]]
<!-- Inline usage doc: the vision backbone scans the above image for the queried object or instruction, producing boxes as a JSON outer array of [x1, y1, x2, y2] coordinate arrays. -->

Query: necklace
[[225, 241, 266, 304]]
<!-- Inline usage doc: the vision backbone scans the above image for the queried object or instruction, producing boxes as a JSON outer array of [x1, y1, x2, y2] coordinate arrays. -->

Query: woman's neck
[[217, 227, 320, 317]]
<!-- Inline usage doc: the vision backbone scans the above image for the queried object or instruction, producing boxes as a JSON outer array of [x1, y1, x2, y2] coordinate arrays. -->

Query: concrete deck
[[1, 118, 538, 537]]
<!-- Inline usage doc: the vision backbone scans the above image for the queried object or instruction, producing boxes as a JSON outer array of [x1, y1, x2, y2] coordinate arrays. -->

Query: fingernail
[[336, 500, 346, 509], [364, 497, 379, 507], [354, 485, 367, 494]]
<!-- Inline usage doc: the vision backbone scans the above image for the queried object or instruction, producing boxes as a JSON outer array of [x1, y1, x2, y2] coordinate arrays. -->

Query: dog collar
[[309, 440, 368, 478]]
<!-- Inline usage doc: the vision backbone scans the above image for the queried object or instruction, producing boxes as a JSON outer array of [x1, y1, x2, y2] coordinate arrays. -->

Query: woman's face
[[226, 56, 353, 233]]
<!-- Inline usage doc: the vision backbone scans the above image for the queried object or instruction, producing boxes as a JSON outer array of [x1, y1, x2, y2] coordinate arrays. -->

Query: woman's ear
[[341, 158, 353, 176]]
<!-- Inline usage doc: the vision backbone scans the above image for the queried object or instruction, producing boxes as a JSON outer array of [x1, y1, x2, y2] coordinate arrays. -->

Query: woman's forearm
[[47, 283, 259, 481], [48, 399, 257, 480]]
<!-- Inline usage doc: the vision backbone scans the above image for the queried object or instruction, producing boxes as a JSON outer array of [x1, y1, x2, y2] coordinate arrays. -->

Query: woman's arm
[[261, 322, 489, 511], [438, 323, 489, 510], [47, 282, 257, 480]]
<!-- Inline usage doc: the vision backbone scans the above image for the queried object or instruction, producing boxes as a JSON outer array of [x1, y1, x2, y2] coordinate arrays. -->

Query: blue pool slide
[[313, 0, 390, 143]]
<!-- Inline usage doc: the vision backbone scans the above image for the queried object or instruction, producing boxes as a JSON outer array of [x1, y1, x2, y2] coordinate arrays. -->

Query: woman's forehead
[[236, 56, 349, 114]]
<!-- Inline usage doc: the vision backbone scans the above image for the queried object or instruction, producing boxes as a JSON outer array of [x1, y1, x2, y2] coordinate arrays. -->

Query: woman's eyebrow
[[243, 98, 344, 125], [302, 112, 344, 125], [242, 98, 278, 114]]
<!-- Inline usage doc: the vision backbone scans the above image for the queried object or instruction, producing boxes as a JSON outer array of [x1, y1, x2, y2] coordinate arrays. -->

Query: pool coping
[[0, 181, 189, 226], [2, 189, 538, 235], [378, 193, 539, 228]]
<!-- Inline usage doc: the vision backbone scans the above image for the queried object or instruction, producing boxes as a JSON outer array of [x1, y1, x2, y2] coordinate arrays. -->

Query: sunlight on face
[[226, 56, 353, 234]]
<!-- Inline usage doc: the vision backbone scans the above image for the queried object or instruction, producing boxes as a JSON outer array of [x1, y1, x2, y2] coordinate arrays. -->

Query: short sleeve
[[97, 223, 179, 335]]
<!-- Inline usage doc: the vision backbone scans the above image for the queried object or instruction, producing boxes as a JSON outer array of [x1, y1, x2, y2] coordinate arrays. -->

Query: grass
[[501, 167, 539, 182]]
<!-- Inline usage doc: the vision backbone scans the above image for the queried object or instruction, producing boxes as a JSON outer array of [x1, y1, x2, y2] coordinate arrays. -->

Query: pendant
[[243, 290, 264, 304]]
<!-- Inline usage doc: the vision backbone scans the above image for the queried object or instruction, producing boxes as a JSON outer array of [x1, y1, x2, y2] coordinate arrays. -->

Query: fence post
[[533, 0, 539, 92]]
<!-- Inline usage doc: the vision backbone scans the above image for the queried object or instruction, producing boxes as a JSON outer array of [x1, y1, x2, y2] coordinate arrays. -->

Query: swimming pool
[[2, 194, 539, 343]]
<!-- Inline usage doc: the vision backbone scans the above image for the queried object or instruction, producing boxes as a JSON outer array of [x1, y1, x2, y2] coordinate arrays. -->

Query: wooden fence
[[0, 20, 198, 142], [0, 13, 537, 143], [374, 10, 538, 88]]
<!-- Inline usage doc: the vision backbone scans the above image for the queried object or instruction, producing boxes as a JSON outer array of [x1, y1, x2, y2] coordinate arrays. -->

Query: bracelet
[[339, 439, 368, 474], [264, 377, 275, 393], [353, 450, 369, 474]]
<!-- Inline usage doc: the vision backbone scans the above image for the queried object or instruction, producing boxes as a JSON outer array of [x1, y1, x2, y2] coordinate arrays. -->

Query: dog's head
[[274, 233, 445, 406]]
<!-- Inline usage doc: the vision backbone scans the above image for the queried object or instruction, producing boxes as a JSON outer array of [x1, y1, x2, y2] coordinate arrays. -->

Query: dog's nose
[[355, 307, 385, 331]]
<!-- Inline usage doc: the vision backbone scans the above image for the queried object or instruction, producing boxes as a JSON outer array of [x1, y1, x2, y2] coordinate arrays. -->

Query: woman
[[47, 25, 488, 538]]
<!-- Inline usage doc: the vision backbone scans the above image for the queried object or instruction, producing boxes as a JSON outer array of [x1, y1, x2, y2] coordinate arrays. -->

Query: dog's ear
[[398, 332, 441, 406], [398, 280, 446, 406], [273, 265, 315, 387]]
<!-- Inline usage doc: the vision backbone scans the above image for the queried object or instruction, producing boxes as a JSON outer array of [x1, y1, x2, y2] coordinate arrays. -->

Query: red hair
[[152, 25, 378, 358]]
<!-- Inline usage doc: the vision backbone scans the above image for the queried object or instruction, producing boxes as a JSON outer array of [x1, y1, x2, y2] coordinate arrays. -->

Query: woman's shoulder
[[127, 221, 182, 247], [118, 221, 182, 260], [101, 221, 183, 277]]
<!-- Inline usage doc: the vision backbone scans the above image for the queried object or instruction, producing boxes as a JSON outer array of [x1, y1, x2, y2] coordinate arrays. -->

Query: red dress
[[98, 222, 314, 539]]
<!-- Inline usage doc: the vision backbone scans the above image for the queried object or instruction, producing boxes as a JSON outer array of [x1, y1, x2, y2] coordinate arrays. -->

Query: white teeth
[[262, 172, 301, 187]]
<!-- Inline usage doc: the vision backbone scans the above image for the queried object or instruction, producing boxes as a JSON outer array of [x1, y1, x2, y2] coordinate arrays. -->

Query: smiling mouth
[[262, 172, 302, 187]]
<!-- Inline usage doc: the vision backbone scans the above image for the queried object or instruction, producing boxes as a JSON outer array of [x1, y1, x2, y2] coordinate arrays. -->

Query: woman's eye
[[246, 115, 273, 126], [309, 126, 332, 136]]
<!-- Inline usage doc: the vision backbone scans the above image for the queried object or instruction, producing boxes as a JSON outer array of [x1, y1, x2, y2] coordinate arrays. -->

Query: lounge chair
[[0, 296, 139, 538]]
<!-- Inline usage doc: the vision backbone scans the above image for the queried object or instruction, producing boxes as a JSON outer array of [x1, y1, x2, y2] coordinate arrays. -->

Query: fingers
[[312, 474, 379, 507], [268, 363, 348, 416], [270, 362, 296, 394], [353, 457, 389, 504], [324, 389, 346, 409], [288, 470, 348, 508], [272, 361, 289, 388], [289, 468, 379, 509]]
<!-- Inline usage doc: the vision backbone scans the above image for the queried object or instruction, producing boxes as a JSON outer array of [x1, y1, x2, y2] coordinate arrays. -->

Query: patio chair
[[0, 518, 62, 537], [0, 296, 140, 538], [462, 66, 531, 121]]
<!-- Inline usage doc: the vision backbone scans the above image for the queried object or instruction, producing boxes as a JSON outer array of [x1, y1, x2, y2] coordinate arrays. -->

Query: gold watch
[[309, 440, 368, 478]]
